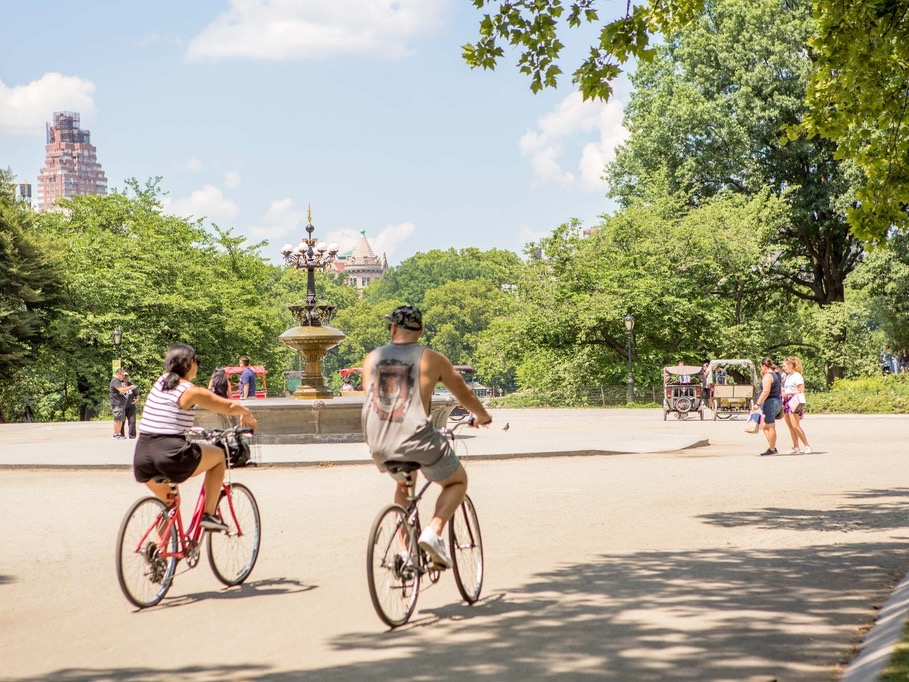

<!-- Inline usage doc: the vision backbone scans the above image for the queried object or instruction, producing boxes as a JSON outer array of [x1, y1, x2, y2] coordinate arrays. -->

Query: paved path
[[1, 408, 908, 680], [0, 408, 706, 468]]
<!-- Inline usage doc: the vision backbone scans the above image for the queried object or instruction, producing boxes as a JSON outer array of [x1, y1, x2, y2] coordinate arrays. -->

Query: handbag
[[744, 410, 762, 433], [796, 392, 807, 405]]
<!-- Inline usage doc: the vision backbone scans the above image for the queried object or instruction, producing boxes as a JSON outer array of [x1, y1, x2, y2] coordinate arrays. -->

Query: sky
[[0, 0, 632, 266]]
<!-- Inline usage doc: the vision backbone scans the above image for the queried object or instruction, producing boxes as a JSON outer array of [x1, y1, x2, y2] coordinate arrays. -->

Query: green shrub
[[808, 374, 909, 414]]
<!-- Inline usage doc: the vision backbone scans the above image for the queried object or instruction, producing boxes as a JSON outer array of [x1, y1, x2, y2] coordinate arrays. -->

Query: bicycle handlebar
[[186, 425, 254, 444]]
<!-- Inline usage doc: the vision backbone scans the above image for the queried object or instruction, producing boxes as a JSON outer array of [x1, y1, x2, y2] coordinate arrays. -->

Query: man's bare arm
[[426, 350, 492, 425]]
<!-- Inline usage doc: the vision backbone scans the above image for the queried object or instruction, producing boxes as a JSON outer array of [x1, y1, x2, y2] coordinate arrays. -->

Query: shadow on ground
[[20, 489, 909, 681]]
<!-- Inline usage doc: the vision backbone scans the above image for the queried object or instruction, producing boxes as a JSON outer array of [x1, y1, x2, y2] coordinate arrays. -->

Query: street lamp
[[624, 314, 635, 403], [110, 329, 122, 370]]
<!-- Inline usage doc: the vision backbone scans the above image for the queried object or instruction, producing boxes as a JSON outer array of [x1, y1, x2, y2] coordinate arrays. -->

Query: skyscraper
[[37, 111, 107, 211]]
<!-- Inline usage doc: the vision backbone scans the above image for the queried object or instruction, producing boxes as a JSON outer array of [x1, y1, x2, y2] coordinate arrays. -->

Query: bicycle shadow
[[148, 577, 316, 612]]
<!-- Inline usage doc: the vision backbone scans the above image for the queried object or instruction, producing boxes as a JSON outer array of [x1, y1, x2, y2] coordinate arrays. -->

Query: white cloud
[[250, 198, 306, 241], [162, 184, 239, 221], [224, 171, 241, 188], [186, 0, 452, 62], [371, 222, 415, 262], [184, 156, 204, 172], [0, 73, 96, 135], [519, 92, 629, 192]]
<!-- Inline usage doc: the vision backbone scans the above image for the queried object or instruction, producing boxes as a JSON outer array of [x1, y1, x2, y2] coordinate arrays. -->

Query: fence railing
[[487, 384, 664, 408]]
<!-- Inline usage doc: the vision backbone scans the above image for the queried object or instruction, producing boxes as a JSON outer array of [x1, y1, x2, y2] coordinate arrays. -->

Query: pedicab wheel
[[367, 504, 420, 627], [449, 495, 484, 603], [116, 497, 177, 608]]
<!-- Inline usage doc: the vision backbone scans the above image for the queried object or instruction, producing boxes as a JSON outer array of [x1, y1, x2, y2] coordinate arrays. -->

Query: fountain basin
[[195, 395, 457, 444]]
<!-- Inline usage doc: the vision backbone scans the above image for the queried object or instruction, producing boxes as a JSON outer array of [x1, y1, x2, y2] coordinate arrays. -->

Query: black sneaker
[[200, 513, 229, 532], [759, 448, 778, 456]]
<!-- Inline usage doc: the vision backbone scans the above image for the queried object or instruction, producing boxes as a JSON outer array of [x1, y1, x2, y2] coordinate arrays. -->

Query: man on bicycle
[[361, 305, 492, 568]]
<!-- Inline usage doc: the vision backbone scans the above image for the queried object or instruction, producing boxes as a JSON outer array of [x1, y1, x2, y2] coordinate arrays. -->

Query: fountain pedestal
[[279, 324, 345, 399]]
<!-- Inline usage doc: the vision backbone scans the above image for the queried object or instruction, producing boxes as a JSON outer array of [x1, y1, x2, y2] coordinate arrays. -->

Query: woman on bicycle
[[133, 343, 258, 531]]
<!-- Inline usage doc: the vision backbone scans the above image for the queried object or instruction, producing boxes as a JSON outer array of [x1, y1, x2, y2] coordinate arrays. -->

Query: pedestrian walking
[[781, 357, 811, 454], [755, 357, 783, 456]]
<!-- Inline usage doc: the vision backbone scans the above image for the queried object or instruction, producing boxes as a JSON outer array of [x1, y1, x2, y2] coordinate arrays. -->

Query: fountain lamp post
[[278, 208, 346, 399]]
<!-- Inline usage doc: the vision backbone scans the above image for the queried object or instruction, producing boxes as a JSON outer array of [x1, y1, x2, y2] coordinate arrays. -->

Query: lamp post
[[624, 314, 635, 403], [281, 206, 341, 327], [110, 329, 122, 371]]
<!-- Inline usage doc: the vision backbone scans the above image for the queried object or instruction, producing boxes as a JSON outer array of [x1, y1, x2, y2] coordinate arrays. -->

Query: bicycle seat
[[385, 461, 421, 475]]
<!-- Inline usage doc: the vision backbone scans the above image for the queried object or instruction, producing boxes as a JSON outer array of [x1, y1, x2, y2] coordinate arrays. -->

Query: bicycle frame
[[131, 479, 242, 563]]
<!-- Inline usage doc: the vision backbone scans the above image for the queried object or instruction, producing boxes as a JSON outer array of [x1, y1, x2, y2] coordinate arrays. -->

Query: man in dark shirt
[[109, 368, 136, 440], [238, 356, 256, 399], [120, 372, 140, 439]]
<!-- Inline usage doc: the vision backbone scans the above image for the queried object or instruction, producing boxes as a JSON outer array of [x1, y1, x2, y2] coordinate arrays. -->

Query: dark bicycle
[[366, 419, 483, 627]]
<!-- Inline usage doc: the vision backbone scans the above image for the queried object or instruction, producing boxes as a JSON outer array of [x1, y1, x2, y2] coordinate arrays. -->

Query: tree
[[365, 248, 522, 309], [421, 278, 514, 365], [463, 0, 705, 99], [30, 180, 289, 419], [801, 0, 909, 243], [0, 173, 65, 421], [465, 0, 909, 242], [607, 0, 862, 306]]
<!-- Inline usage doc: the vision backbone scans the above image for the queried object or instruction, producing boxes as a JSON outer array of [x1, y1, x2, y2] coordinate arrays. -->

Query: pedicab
[[224, 365, 267, 399], [706, 359, 758, 420], [662, 364, 707, 420], [339, 367, 364, 396]]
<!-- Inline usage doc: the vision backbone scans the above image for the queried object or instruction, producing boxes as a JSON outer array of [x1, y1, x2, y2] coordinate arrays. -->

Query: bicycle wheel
[[207, 483, 261, 586], [449, 494, 483, 603], [116, 497, 177, 608], [367, 504, 420, 627]]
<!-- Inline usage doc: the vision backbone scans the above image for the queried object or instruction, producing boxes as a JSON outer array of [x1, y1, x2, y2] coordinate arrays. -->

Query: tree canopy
[[606, 0, 862, 306], [465, 0, 909, 242]]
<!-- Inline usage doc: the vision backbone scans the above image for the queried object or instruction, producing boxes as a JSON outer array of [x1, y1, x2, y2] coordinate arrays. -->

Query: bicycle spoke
[[450, 495, 484, 604], [367, 505, 419, 627], [116, 497, 177, 608], [208, 483, 261, 586]]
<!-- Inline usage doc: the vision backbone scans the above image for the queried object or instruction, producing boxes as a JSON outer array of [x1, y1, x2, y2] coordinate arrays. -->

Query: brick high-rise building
[[37, 111, 107, 211]]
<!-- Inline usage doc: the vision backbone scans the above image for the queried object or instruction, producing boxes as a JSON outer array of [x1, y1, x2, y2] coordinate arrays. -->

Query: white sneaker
[[418, 527, 452, 568], [803, 446, 813, 454], [785, 447, 801, 455]]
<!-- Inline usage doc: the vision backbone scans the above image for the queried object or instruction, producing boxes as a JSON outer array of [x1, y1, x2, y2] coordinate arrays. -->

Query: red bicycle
[[115, 426, 261, 608]]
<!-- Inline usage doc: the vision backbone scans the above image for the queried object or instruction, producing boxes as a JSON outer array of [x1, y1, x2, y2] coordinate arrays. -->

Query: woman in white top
[[781, 356, 812, 455], [133, 343, 259, 531]]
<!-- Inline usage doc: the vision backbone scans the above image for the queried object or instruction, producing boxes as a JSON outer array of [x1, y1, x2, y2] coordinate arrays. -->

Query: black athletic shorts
[[133, 433, 202, 484]]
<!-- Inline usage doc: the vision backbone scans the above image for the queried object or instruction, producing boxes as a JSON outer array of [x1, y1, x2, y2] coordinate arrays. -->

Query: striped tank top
[[138, 375, 196, 435]]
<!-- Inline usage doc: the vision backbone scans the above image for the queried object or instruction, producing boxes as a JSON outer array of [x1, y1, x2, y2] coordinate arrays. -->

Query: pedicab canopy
[[663, 365, 706, 383], [224, 365, 267, 399]]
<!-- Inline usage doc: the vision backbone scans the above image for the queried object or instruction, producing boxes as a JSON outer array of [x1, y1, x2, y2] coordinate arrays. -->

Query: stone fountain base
[[194, 395, 457, 444]]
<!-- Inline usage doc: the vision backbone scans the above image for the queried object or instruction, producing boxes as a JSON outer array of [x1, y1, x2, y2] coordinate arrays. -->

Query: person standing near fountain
[[238, 356, 256, 399], [361, 305, 492, 568]]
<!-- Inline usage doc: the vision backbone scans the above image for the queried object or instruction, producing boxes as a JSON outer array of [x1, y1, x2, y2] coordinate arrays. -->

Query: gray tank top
[[361, 342, 447, 469]]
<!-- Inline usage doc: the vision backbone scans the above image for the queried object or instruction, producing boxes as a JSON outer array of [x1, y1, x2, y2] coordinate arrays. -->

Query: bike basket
[[224, 430, 258, 467]]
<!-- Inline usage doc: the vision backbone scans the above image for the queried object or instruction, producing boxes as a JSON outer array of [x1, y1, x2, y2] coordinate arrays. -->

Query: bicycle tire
[[449, 494, 484, 604], [116, 497, 177, 608], [207, 483, 261, 586], [367, 504, 420, 627]]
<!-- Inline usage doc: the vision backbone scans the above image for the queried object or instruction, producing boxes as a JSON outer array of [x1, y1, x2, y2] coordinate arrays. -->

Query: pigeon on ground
[[503, 422, 510, 431]]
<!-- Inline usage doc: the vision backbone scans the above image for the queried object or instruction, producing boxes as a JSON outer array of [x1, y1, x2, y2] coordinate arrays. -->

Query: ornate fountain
[[278, 208, 346, 399], [195, 207, 456, 443]]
